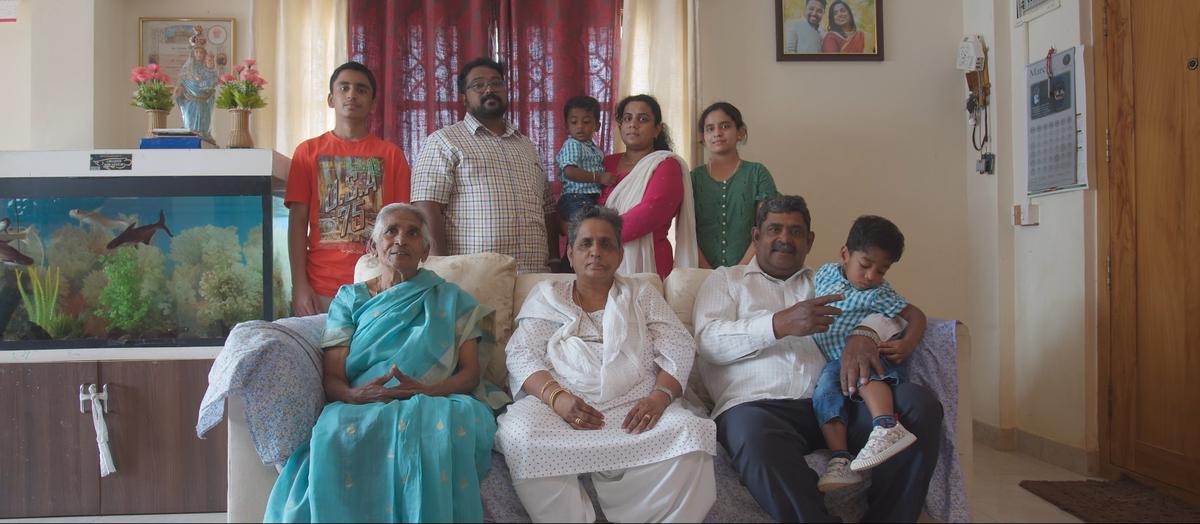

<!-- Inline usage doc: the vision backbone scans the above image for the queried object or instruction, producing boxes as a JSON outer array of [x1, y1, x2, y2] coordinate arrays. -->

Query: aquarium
[[0, 155, 288, 350]]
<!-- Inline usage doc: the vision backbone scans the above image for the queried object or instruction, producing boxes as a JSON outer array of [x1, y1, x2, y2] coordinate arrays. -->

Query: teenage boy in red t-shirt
[[285, 61, 410, 316]]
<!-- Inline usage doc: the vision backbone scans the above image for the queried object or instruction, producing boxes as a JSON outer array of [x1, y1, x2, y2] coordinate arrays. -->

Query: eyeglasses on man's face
[[466, 78, 506, 93]]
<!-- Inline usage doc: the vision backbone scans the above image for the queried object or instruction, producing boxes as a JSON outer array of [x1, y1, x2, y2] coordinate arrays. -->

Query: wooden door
[[98, 360, 227, 515], [0, 363, 101, 518], [1106, 0, 1200, 497]]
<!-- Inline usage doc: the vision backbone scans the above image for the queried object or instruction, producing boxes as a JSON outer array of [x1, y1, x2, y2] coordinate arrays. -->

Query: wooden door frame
[[1096, 0, 1145, 485], [1094, 0, 1200, 502], [1092, 0, 1118, 482]]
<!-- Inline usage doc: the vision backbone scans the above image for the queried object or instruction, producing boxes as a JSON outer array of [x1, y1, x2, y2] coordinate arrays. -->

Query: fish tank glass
[[1, 174, 288, 349]]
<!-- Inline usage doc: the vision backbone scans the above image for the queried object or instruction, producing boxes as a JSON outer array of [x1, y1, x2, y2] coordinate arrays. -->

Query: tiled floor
[[969, 443, 1091, 523], [4, 441, 1093, 523]]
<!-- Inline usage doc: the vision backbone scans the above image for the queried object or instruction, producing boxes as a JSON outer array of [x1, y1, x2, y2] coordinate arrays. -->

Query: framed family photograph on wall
[[776, 0, 884, 61], [138, 17, 236, 79]]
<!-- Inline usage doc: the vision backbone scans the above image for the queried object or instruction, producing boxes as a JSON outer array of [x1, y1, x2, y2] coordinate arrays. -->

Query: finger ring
[[574, 417, 583, 425], [643, 413, 652, 420]]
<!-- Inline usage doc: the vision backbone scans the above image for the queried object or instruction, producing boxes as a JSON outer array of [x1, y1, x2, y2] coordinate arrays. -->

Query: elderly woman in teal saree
[[265, 203, 509, 522]]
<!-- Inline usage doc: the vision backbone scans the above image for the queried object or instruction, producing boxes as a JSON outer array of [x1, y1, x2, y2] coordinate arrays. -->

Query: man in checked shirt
[[412, 57, 558, 272]]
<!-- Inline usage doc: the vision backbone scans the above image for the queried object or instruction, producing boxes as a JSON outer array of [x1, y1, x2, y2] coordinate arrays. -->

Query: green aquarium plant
[[42, 314, 86, 339], [15, 265, 63, 337], [97, 249, 151, 332]]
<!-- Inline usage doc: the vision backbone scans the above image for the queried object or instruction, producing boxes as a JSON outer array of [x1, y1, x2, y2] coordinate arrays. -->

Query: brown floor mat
[[1018, 478, 1200, 523]]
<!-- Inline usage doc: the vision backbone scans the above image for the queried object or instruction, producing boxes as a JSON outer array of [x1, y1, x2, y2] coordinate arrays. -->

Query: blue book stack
[[139, 136, 215, 149]]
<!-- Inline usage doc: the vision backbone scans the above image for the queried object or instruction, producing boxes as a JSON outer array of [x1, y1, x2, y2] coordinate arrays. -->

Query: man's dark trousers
[[716, 383, 943, 522]]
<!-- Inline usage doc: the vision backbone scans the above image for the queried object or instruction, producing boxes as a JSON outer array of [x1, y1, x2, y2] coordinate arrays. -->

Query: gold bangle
[[538, 380, 559, 401], [547, 388, 568, 409]]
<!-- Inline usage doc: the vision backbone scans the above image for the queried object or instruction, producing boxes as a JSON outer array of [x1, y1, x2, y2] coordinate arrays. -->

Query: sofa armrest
[[227, 398, 279, 523], [955, 321, 973, 501]]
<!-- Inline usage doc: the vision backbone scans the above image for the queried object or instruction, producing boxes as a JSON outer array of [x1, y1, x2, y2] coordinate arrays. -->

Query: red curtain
[[346, 0, 620, 191], [499, 0, 622, 189], [348, 0, 498, 158]]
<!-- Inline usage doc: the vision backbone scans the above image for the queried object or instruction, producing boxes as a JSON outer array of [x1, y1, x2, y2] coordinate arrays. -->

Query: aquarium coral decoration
[[106, 210, 174, 250], [198, 263, 260, 333], [97, 249, 151, 332], [216, 59, 268, 110], [130, 63, 174, 112]]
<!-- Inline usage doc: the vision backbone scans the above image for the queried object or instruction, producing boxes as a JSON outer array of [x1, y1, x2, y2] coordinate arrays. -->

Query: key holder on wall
[[958, 35, 994, 173]]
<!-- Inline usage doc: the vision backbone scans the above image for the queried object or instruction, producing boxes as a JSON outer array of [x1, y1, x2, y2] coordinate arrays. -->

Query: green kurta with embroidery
[[690, 161, 779, 268]]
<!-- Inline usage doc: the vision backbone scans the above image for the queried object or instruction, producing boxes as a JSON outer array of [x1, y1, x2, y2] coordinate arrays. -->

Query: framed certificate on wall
[[138, 17, 236, 82]]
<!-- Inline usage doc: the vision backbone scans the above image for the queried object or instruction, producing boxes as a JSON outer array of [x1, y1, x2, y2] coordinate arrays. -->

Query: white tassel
[[84, 386, 117, 476]]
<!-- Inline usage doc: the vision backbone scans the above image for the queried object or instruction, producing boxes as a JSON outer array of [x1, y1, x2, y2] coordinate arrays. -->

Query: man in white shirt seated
[[692, 194, 943, 522]]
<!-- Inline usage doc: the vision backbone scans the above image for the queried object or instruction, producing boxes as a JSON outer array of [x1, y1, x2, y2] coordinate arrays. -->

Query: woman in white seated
[[495, 206, 717, 523]]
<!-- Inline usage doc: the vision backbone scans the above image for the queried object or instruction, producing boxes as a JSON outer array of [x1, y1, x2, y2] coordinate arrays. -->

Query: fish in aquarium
[[105, 209, 174, 250], [0, 217, 31, 241], [69, 208, 132, 231], [0, 218, 34, 266]]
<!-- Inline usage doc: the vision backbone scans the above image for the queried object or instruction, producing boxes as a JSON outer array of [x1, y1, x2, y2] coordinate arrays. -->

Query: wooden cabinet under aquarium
[[0, 149, 290, 518]]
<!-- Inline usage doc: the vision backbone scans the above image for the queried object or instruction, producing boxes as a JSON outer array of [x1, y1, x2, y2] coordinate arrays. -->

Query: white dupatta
[[515, 275, 649, 407], [604, 150, 700, 276]]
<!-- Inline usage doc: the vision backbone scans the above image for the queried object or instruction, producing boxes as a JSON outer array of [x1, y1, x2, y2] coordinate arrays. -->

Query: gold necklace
[[572, 283, 604, 342]]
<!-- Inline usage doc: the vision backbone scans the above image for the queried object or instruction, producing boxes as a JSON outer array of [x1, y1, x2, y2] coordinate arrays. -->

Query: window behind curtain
[[347, 0, 620, 193], [499, 0, 621, 187], [348, 0, 496, 159]]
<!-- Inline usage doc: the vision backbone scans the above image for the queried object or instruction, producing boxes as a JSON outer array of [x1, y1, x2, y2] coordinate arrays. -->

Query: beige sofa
[[223, 253, 972, 522]]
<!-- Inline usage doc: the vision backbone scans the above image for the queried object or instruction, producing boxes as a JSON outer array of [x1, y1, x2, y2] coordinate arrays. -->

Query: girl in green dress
[[691, 102, 779, 268]]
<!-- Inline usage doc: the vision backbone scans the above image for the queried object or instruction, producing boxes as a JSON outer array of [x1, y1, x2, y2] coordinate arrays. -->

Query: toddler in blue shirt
[[556, 95, 616, 222], [812, 215, 927, 493]]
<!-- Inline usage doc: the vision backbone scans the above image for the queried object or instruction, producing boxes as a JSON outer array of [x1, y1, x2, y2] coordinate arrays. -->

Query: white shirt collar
[[743, 256, 814, 285]]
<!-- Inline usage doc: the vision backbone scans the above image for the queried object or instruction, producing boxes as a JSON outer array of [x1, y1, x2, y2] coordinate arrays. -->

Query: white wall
[[961, 0, 1098, 454], [696, 0, 968, 319], [1011, 0, 1098, 452], [0, 0, 252, 151], [31, 0, 95, 149], [0, 0, 32, 151], [961, 0, 1016, 434]]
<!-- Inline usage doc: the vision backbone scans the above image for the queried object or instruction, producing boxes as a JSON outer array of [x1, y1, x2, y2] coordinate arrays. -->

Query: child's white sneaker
[[850, 421, 917, 472], [818, 456, 864, 492]]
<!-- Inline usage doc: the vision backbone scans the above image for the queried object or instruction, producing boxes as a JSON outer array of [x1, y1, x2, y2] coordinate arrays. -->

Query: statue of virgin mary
[[172, 25, 218, 140]]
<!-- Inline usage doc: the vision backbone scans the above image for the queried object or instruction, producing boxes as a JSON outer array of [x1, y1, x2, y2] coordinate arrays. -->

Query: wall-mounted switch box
[[977, 153, 995, 174], [1013, 203, 1040, 226]]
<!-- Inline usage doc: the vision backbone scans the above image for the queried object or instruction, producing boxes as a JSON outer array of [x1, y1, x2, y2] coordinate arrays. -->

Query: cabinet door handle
[[78, 383, 109, 413], [79, 383, 116, 476]]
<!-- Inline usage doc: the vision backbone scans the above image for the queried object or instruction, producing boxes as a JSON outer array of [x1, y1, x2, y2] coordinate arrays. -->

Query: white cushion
[[663, 268, 717, 414], [663, 267, 714, 335]]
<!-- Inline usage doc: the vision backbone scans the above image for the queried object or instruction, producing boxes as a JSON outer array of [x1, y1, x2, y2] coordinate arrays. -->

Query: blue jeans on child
[[813, 357, 905, 426], [558, 192, 599, 222]]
